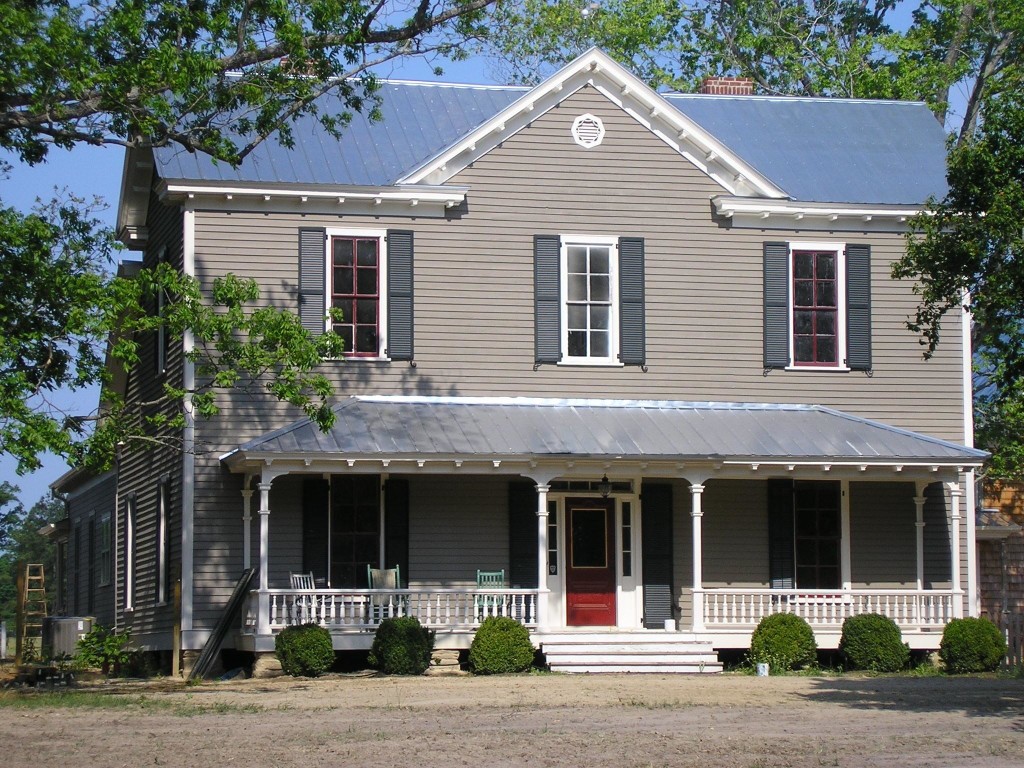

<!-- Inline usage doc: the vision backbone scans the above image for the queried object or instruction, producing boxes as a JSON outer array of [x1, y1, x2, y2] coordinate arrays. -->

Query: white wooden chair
[[367, 565, 402, 623], [290, 571, 317, 624]]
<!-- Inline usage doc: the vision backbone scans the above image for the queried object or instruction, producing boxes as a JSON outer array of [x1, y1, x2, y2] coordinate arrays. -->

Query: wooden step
[[537, 631, 723, 674]]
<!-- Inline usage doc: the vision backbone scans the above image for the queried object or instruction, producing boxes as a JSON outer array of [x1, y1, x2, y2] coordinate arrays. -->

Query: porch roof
[[222, 397, 986, 471]]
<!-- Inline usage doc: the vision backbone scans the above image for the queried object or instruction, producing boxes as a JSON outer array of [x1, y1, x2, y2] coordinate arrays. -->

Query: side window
[[331, 235, 382, 356], [763, 241, 871, 372], [98, 513, 112, 586]]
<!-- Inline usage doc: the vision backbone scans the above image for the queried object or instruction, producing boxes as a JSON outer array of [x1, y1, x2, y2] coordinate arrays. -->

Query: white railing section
[[701, 589, 955, 628], [243, 588, 539, 633]]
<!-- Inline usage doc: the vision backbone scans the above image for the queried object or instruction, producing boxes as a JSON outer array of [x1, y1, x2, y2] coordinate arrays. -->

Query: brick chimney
[[699, 76, 755, 96]]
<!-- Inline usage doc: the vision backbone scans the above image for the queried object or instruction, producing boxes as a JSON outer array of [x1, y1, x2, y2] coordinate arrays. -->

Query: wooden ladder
[[16, 563, 47, 664]]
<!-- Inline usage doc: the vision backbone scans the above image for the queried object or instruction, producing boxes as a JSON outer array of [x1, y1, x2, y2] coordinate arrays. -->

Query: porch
[[238, 584, 957, 652]]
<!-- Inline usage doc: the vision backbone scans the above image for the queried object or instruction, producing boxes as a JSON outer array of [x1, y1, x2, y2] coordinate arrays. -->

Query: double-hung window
[[562, 236, 618, 363], [298, 227, 414, 362], [763, 241, 871, 372], [791, 246, 844, 367], [330, 234, 384, 356], [534, 234, 645, 367]]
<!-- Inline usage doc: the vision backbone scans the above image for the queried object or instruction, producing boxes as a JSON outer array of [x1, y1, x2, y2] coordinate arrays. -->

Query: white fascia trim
[[399, 48, 786, 200], [720, 460, 984, 471], [159, 180, 467, 209], [714, 196, 924, 224]]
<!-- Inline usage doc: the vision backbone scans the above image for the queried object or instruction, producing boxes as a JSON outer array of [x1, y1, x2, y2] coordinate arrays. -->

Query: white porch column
[[257, 480, 273, 635], [913, 482, 927, 592], [535, 483, 550, 631], [241, 487, 254, 571], [690, 484, 705, 633], [948, 482, 964, 618]]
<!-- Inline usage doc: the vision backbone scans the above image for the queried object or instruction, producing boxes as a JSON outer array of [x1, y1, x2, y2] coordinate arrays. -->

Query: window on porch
[[330, 475, 380, 588]]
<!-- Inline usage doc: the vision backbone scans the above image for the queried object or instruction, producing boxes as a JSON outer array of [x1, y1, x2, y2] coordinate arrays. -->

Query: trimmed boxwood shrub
[[839, 613, 910, 672], [275, 624, 335, 677], [749, 613, 817, 672], [939, 617, 1007, 674], [469, 617, 536, 674], [368, 616, 435, 675]]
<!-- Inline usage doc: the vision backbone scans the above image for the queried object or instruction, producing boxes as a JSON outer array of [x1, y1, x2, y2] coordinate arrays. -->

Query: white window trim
[[157, 480, 168, 605], [324, 227, 390, 361], [125, 495, 135, 612], [155, 245, 168, 375], [98, 513, 112, 587], [785, 240, 849, 372], [558, 234, 620, 366]]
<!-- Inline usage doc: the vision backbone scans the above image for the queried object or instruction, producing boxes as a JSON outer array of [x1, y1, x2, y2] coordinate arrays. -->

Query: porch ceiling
[[221, 397, 986, 474]]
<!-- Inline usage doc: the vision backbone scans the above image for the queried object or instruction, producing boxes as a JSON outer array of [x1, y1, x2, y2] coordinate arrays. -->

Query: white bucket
[[664, 619, 676, 632], [756, 663, 770, 677]]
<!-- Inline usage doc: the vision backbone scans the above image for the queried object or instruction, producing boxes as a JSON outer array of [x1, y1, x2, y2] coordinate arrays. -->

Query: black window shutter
[[387, 230, 414, 361], [618, 237, 646, 366], [767, 479, 794, 589], [763, 241, 790, 369], [302, 477, 330, 582], [298, 228, 327, 335], [508, 481, 539, 588], [641, 483, 674, 628], [845, 243, 872, 371], [384, 478, 410, 585], [534, 235, 562, 365]]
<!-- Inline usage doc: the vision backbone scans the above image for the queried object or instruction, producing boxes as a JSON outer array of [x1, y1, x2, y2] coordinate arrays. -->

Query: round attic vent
[[571, 113, 605, 148]]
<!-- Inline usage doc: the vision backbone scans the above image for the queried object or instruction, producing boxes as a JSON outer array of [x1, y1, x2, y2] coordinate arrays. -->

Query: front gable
[[400, 48, 787, 201]]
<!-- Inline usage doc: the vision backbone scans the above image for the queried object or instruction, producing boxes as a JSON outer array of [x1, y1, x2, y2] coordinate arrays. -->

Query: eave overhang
[[156, 178, 468, 217], [713, 196, 928, 232]]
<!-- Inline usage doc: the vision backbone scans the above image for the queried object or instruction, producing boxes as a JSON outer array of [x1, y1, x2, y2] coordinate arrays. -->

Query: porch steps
[[537, 632, 722, 674]]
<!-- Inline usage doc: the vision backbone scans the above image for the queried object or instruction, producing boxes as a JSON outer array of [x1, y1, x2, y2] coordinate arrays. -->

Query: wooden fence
[[1001, 613, 1023, 669]]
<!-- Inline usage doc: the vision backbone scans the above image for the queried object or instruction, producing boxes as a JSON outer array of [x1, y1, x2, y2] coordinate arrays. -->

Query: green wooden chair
[[367, 564, 401, 623], [475, 569, 505, 620]]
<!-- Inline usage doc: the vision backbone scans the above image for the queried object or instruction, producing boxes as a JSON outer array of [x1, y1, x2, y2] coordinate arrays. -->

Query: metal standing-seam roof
[[153, 78, 948, 206], [224, 397, 986, 465], [664, 94, 949, 205]]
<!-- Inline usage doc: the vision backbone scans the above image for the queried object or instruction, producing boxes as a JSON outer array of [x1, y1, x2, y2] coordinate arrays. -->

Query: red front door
[[566, 498, 616, 626]]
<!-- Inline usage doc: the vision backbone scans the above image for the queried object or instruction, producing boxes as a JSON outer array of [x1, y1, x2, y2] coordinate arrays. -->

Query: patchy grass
[[0, 690, 267, 716]]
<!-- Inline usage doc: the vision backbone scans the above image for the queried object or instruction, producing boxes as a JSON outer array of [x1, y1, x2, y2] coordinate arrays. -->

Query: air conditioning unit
[[42, 617, 93, 658]]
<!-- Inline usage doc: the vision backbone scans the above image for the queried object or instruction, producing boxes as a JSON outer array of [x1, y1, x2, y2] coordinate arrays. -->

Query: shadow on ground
[[799, 675, 1024, 721]]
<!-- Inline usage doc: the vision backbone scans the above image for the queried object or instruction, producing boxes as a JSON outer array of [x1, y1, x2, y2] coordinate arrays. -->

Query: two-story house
[[56, 49, 985, 673]]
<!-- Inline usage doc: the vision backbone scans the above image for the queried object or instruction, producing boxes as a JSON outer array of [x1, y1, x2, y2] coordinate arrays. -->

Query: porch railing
[[701, 588, 955, 628], [243, 588, 539, 633]]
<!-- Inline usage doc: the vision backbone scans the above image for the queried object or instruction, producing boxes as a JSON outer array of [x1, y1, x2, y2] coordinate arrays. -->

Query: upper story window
[[763, 240, 871, 373], [562, 237, 618, 363], [791, 247, 844, 367], [298, 227, 414, 363], [330, 234, 383, 356], [534, 234, 645, 368]]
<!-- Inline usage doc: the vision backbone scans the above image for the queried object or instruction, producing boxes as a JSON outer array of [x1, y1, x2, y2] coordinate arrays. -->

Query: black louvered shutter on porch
[[302, 477, 329, 581], [845, 243, 872, 371], [534, 235, 562, 365], [641, 483, 674, 629], [618, 236, 646, 367], [767, 479, 795, 589], [508, 481, 539, 588], [387, 230, 414, 361], [763, 241, 790, 369], [298, 228, 327, 335], [384, 478, 410, 584]]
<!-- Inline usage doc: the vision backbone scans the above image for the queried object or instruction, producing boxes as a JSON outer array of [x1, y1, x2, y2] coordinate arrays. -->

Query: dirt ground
[[1, 672, 1022, 767]]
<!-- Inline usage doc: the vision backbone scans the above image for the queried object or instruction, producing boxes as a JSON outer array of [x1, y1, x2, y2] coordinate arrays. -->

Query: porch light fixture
[[598, 474, 612, 498]]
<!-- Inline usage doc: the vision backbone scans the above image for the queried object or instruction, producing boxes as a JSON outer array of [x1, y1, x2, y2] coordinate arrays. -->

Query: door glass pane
[[333, 239, 354, 266], [571, 508, 607, 568]]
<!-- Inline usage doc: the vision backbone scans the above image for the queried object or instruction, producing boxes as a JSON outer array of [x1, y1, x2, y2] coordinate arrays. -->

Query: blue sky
[[0, 54, 496, 508]]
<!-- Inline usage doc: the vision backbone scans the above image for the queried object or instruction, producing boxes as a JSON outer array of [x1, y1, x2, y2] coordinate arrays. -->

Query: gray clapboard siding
[[407, 475, 509, 586], [849, 482, 917, 586]]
